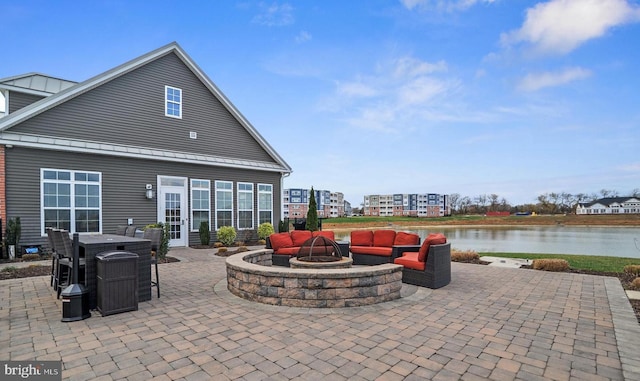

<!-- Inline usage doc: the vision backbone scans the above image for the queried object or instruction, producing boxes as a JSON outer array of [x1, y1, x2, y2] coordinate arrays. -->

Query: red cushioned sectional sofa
[[393, 233, 451, 289], [349, 230, 421, 265], [266, 230, 339, 267]]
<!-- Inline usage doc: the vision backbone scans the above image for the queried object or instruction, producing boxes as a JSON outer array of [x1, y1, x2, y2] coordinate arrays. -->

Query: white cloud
[[252, 2, 294, 26], [399, 77, 449, 104], [400, 0, 496, 12], [502, 0, 640, 55], [393, 57, 447, 78], [517, 67, 592, 92], [336, 81, 378, 98], [295, 30, 312, 43], [326, 56, 459, 132]]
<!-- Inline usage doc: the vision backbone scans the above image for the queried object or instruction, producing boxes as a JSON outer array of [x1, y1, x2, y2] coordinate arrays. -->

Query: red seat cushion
[[312, 230, 335, 241], [290, 230, 313, 246], [373, 230, 396, 247], [351, 230, 373, 246], [269, 232, 293, 251], [350, 246, 393, 256], [418, 233, 447, 262], [274, 247, 299, 256], [393, 232, 420, 246], [393, 251, 425, 271]]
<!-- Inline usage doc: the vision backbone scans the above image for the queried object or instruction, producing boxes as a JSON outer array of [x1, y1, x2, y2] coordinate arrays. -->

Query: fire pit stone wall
[[226, 249, 403, 308]]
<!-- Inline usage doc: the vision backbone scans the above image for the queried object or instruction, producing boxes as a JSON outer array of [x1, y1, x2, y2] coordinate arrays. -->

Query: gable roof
[[578, 197, 640, 208], [0, 42, 291, 173], [0, 73, 77, 96]]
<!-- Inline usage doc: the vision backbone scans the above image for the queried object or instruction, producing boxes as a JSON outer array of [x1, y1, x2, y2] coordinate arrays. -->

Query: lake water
[[333, 226, 640, 258]]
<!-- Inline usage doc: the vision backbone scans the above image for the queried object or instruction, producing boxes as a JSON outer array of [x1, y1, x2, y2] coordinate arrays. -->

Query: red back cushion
[[312, 230, 335, 241], [417, 233, 447, 262], [373, 230, 396, 247], [290, 230, 313, 246], [351, 230, 373, 246], [269, 233, 294, 251], [393, 232, 420, 246]]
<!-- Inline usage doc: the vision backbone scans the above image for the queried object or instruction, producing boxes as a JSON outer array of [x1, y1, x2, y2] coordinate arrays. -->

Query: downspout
[[280, 172, 291, 223]]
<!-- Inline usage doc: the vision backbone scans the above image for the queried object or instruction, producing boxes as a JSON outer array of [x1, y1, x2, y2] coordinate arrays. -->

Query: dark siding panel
[[12, 53, 278, 163], [5, 147, 283, 248], [8, 92, 45, 113]]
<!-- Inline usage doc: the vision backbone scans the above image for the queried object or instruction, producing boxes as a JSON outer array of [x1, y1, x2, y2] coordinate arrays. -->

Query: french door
[[158, 176, 188, 247]]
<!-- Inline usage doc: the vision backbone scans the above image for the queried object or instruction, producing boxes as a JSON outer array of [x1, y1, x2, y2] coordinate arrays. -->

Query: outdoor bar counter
[[77, 234, 151, 309]]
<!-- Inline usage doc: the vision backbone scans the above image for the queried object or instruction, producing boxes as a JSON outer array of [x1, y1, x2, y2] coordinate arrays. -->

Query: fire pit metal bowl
[[297, 236, 343, 263]]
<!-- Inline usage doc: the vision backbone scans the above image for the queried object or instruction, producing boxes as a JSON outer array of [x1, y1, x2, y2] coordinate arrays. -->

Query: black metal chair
[[143, 228, 163, 298]]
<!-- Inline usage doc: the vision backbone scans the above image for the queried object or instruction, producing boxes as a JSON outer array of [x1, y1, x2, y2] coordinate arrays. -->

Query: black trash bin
[[96, 251, 139, 316]]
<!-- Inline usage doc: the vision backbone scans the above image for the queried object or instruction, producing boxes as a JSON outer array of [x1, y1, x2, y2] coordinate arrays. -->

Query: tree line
[[448, 189, 640, 215]]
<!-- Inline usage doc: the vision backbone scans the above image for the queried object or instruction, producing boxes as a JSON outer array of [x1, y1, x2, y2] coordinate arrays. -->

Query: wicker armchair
[[393, 242, 451, 289]]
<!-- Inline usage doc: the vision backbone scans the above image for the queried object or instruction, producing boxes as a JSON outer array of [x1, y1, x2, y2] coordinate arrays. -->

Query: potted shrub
[[5, 217, 21, 260]]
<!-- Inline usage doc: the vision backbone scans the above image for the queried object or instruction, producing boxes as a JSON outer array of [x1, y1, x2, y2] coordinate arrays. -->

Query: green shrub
[[257, 222, 275, 240], [532, 259, 569, 272], [278, 220, 289, 233], [199, 221, 210, 246], [217, 226, 236, 246]]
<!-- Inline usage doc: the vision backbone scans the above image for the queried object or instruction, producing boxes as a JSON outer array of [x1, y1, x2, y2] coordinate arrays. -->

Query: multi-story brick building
[[363, 193, 450, 217], [283, 188, 349, 219]]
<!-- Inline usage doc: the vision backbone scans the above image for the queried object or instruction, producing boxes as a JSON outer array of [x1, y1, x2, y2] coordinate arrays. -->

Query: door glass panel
[[165, 192, 181, 240]]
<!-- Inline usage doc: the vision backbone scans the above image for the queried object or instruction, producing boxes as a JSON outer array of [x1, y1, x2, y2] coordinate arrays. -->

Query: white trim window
[[41, 169, 102, 234], [190, 179, 210, 231], [258, 184, 273, 225], [237, 182, 254, 230], [165, 85, 182, 118], [215, 181, 233, 229]]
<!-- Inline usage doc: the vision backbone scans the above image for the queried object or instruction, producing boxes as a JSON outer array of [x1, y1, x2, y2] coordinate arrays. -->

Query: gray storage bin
[[96, 251, 139, 316]]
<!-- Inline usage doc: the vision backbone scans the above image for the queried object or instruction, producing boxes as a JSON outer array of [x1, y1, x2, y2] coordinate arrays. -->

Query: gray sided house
[[0, 42, 291, 251]]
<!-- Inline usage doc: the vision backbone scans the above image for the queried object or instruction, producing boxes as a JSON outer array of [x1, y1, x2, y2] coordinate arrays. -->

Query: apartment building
[[363, 193, 450, 217], [283, 188, 348, 219]]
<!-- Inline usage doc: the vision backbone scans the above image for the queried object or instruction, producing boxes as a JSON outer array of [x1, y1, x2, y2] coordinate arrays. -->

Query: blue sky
[[2, 0, 639, 206]]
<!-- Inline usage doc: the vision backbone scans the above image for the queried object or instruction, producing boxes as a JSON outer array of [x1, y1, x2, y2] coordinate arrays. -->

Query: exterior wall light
[[145, 184, 154, 199]]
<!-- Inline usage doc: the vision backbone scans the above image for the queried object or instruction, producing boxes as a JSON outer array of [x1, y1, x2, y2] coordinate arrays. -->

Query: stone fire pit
[[226, 249, 403, 308]]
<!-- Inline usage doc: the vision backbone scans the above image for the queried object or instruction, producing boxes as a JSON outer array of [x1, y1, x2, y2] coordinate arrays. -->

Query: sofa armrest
[[391, 245, 421, 260], [426, 243, 451, 272]]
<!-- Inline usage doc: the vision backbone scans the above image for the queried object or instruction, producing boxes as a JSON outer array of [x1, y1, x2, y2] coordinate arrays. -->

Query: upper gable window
[[165, 86, 182, 119]]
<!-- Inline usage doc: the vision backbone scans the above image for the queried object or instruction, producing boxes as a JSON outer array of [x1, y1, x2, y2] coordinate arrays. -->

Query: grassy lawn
[[483, 252, 640, 273]]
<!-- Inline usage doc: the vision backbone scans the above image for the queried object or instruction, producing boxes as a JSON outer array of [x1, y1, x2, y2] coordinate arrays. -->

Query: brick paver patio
[[1, 247, 639, 380]]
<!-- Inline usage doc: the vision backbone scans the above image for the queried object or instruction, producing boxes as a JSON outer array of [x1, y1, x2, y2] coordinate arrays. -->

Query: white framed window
[[191, 179, 210, 231], [215, 181, 233, 229], [258, 184, 273, 225], [41, 169, 102, 234], [165, 85, 182, 118], [237, 182, 254, 230]]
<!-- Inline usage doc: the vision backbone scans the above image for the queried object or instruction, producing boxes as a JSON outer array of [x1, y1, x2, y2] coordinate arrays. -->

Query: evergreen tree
[[306, 187, 319, 231]]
